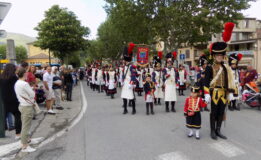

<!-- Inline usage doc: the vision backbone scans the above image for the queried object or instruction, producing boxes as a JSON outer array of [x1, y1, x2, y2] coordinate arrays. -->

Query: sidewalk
[[0, 84, 82, 159]]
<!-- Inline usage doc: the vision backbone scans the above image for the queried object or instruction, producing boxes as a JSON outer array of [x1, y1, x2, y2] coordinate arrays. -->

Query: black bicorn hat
[[211, 42, 227, 55], [153, 55, 161, 68], [199, 54, 208, 67], [228, 53, 243, 66], [191, 85, 200, 93]]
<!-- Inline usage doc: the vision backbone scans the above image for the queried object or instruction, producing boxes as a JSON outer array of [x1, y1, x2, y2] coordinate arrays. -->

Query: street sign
[[180, 54, 186, 60], [0, 30, 7, 38]]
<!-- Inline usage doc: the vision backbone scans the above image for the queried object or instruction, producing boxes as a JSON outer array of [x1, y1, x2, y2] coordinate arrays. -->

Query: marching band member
[[107, 67, 117, 99], [135, 66, 144, 96], [163, 52, 178, 113], [228, 53, 243, 111], [121, 43, 137, 115], [144, 74, 155, 115], [152, 54, 164, 105], [177, 65, 187, 96], [184, 86, 207, 139], [203, 22, 236, 140]]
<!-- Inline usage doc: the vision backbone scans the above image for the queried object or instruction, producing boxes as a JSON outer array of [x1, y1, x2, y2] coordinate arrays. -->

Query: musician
[[204, 42, 236, 140], [152, 56, 164, 105], [121, 45, 137, 115], [144, 74, 155, 115], [163, 52, 178, 112], [228, 53, 242, 111]]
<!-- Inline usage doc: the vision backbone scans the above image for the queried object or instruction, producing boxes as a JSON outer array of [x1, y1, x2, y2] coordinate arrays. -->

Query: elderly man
[[43, 66, 56, 115], [52, 66, 63, 110]]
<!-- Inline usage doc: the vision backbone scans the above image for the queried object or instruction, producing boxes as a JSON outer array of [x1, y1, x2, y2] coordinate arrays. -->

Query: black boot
[[165, 102, 170, 112], [146, 103, 149, 115], [216, 115, 227, 139], [210, 115, 217, 140], [150, 103, 154, 115], [123, 99, 128, 114], [132, 100, 136, 115], [154, 98, 157, 105], [171, 102, 176, 112]]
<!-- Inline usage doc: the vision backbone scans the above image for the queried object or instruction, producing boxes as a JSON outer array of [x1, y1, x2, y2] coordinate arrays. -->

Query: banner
[[137, 47, 149, 66]]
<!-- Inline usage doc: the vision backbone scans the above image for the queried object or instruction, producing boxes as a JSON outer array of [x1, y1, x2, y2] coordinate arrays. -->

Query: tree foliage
[[34, 5, 90, 63], [0, 44, 27, 63], [103, 0, 255, 52], [15, 45, 27, 63]]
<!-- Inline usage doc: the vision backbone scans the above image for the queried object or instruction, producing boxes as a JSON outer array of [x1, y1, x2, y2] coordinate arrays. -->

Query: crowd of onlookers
[[0, 62, 80, 152]]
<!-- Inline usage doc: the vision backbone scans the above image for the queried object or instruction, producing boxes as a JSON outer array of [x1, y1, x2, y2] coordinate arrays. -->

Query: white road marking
[[0, 141, 20, 157], [157, 151, 190, 160], [38, 82, 87, 148], [210, 141, 245, 158]]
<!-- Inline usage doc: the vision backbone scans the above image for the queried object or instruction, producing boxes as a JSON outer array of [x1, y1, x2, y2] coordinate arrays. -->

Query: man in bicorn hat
[[204, 22, 236, 140], [152, 55, 164, 105], [228, 53, 242, 111], [121, 44, 137, 115], [196, 55, 210, 112], [163, 52, 178, 113]]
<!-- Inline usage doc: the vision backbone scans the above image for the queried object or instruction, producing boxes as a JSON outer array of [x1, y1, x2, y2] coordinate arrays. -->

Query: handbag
[[21, 96, 42, 115], [187, 98, 200, 117]]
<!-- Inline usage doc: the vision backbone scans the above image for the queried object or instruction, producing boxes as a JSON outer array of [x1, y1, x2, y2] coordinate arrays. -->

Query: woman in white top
[[14, 67, 36, 153]]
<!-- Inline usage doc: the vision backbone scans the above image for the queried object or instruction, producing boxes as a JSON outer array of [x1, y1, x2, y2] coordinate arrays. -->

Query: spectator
[[26, 65, 37, 87], [21, 62, 29, 71], [14, 67, 36, 153], [6, 112, 15, 131], [35, 66, 43, 81], [244, 65, 258, 85], [52, 66, 64, 110], [0, 63, 21, 140], [43, 66, 56, 115], [64, 69, 74, 101]]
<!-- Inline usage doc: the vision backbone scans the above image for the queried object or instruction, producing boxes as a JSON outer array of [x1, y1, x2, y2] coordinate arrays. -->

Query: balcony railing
[[227, 50, 254, 55]]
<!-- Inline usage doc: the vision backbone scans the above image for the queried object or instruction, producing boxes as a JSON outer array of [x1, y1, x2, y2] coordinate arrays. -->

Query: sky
[[0, 0, 261, 39]]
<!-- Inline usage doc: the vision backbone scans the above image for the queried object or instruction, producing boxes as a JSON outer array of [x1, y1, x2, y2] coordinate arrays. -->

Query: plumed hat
[[210, 22, 235, 55], [228, 53, 243, 66]]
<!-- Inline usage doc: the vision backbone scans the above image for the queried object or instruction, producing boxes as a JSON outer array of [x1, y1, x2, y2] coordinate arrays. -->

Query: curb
[[0, 82, 87, 159]]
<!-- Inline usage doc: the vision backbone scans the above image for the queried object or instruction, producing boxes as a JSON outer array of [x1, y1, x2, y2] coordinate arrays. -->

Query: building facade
[[212, 18, 261, 72], [25, 42, 59, 65]]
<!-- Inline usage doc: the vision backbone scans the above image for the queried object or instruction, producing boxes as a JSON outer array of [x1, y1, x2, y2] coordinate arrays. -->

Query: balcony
[[227, 50, 254, 55]]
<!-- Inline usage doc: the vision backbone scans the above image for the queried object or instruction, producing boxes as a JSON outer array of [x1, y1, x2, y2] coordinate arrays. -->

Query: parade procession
[[83, 22, 255, 141], [1, 1, 261, 160]]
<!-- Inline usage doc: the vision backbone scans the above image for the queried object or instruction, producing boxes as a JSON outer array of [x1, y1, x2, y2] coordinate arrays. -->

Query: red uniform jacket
[[184, 97, 207, 113]]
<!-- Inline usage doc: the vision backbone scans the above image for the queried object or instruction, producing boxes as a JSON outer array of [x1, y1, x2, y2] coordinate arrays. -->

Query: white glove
[[229, 93, 233, 100], [204, 94, 211, 104], [157, 84, 160, 88]]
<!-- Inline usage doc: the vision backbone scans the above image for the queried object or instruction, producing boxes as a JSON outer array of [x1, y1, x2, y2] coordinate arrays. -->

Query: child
[[144, 74, 155, 115], [184, 86, 207, 139]]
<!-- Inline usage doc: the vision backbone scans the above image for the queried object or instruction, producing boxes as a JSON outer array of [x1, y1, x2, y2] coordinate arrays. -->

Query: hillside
[[0, 32, 36, 48]]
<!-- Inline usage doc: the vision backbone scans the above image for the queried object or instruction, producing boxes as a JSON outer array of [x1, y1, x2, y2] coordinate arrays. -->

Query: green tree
[[0, 44, 27, 63], [15, 45, 27, 63], [105, 0, 255, 51], [0, 45, 6, 59], [34, 5, 90, 64]]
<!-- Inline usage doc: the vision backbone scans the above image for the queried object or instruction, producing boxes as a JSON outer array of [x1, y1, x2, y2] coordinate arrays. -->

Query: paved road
[[24, 81, 261, 160]]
